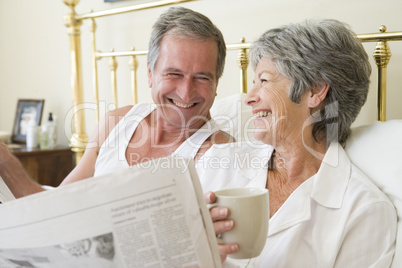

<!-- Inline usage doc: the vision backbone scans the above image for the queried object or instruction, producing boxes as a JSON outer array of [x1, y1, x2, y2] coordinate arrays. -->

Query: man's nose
[[176, 78, 196, 101]]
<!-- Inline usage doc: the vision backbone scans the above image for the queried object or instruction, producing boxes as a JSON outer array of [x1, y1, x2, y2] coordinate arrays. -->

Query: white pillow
[[345, 120, 402, 267]]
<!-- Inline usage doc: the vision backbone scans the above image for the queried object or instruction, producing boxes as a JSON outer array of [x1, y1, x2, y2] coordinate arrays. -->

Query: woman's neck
[[273, 134, 328, 182], [267, 140, 327, 217]]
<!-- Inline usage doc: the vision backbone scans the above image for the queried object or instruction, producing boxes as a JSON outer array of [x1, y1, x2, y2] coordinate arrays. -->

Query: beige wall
[[1, 0, 401, 146]]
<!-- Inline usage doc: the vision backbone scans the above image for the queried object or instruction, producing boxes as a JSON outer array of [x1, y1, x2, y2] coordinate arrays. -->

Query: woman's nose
[[245, 86, 260, 106]]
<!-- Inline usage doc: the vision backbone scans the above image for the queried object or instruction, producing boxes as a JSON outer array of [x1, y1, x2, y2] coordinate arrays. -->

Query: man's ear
[[147, 63, 153, 88], [307, 83, 329, 108]]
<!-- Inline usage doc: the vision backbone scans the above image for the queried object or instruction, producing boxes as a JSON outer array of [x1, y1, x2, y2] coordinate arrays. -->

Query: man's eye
[[167, 73, 181, 77]]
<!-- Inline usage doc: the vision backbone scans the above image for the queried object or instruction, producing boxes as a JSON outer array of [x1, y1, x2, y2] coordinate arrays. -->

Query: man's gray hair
[[148, 7, 226, 79], [250, 19, 371, 146]]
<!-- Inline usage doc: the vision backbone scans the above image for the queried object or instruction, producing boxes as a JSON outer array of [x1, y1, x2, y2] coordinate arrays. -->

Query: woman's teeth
[[254, 111, 271, 118], [171, 99, 196, 108]]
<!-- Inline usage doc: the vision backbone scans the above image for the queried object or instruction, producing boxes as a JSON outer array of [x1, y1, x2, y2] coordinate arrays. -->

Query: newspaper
[[0, 156, 221, 268], [0, 176, 15, 203]]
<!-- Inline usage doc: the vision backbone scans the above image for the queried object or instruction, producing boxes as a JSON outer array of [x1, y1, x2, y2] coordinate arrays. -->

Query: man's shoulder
[[97, 105, 135, 144], [108, 105, 134, 116], [103, 102, 155, 126]]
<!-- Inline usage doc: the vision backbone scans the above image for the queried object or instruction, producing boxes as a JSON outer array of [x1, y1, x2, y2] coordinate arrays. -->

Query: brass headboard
[[62, 0, 402, 163]]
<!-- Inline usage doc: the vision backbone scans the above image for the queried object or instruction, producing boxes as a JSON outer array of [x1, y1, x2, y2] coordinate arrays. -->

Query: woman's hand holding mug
[[204, 191, 239, 262], [205, 188, 269, 261]]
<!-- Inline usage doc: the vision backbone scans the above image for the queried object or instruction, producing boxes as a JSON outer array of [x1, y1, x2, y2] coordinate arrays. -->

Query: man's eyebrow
[[164, 67, 182, 73], [163, 68, 214, 79]]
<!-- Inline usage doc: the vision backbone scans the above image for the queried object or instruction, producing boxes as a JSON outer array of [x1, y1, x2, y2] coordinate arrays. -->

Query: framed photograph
[[12, 99, 45, 144]]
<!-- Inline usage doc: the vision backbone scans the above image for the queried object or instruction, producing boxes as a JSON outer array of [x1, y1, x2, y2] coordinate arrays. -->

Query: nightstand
[[10, 145, 75, 187]]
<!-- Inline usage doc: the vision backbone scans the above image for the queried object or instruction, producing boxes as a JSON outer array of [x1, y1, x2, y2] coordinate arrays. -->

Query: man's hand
[[204, 191, 239, 263], [0, 140, 44, 197]]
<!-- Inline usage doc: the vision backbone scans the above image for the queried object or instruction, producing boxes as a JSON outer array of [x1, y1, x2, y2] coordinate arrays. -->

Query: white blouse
[[196, 142, 397, 268]]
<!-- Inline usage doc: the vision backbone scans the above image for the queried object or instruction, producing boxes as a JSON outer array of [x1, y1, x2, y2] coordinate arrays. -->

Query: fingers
[[203, 191, 239, 263], [219, 243, 239, 256], [205, 191, 234, 236], [210, 206, 230, 221], [219, 243, 239, 263], [204, 191, 216, 204], [214, 216, 234, 235], [212, 208, 235, 259]]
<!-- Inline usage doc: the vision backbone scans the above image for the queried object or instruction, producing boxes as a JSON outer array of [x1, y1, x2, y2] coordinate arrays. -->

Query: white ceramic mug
[[210, 187, 269, 259]]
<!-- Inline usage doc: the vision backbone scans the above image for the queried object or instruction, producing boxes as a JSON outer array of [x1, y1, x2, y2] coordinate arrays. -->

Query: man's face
[[148, 35, 219, 130]]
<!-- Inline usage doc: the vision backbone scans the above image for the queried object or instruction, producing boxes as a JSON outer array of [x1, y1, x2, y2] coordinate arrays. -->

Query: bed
[[62, 0, 402, 266]]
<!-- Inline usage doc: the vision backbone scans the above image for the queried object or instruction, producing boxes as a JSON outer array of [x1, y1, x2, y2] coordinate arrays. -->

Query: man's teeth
[[254, 111, 271, 118], [171, 99, 195, 108]]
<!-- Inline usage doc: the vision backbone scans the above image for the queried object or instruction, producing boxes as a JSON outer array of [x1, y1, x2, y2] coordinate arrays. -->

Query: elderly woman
[[200, 19, 397, 267]]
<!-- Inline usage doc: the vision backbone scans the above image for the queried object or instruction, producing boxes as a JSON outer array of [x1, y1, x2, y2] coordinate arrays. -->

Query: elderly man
[[0, 7, 231, 196]]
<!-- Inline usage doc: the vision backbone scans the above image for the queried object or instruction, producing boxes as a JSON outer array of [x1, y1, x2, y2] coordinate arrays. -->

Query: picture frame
[[12, 99, 45, 144]]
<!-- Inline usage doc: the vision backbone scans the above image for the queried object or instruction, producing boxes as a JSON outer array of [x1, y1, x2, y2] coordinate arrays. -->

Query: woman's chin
[[253, 130, 272, 144]]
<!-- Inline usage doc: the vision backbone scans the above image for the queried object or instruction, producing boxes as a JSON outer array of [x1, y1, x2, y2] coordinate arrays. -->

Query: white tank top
[[94, 103, 220, 177]]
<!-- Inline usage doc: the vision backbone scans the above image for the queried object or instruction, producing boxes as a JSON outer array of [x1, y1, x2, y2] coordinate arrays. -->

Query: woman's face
[[245, 57, 310, 147]]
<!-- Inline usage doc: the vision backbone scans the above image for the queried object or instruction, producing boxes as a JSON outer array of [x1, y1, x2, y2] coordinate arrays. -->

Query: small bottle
[[47, 112, 57, 149], [40, 124, 49, 150], [26, 118, 38, 149]]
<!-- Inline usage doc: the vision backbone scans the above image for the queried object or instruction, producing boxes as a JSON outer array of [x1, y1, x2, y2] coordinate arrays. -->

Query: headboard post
[[373, 25, 392, 122], [129, 47, 139, 105], [89, 16, 100, 123], [109, 49, 119, 108], [63, 0, 88, 164], [237, 38, 249, 94]]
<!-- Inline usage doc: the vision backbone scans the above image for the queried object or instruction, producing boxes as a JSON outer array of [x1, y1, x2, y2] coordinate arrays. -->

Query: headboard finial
[[63, 0, 80, 11], [237, 37, 249, 94], [373, 25, 391, 121]]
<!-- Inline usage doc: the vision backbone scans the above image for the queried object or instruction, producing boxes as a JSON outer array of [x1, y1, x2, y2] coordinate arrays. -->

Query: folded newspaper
[[0, 156, 221, 268]]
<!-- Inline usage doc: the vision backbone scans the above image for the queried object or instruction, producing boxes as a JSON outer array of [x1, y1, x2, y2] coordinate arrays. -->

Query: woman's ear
[[147, 63, 153, 88], [307, 83, 329, 108]]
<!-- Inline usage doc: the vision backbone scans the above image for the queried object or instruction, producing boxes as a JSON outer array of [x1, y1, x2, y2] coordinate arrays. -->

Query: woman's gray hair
[[250, 19, 371, 146], [148, 7, 226, 79]]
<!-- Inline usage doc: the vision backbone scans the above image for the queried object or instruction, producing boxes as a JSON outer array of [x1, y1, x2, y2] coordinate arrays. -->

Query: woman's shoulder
[[349, 163, 395, 207]]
